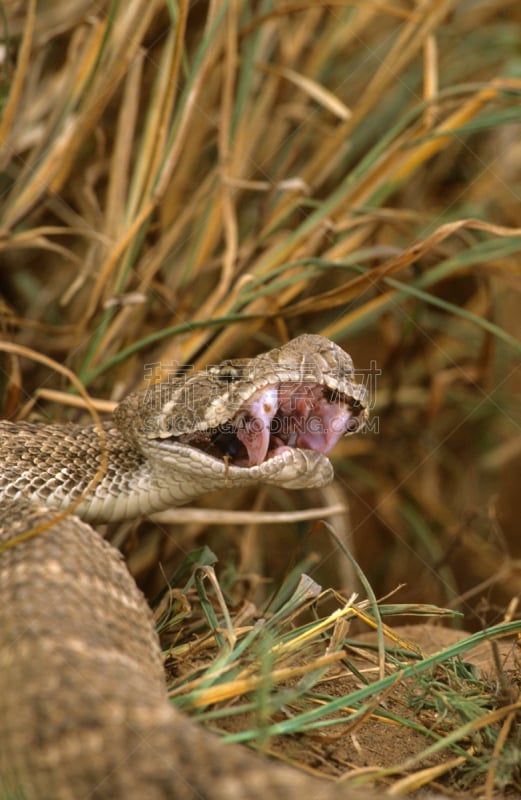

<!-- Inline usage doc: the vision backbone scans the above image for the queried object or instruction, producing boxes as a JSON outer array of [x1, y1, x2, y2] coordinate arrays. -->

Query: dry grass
[[2, 0, 521, 795], [158, 554, 521, 795]]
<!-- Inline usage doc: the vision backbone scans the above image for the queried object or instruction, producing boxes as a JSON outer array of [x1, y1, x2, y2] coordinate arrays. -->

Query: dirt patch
[[166, 622, 521, 796]]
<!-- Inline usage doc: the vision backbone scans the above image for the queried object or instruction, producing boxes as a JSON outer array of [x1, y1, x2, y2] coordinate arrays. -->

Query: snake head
[[115, 335, 368, 495]]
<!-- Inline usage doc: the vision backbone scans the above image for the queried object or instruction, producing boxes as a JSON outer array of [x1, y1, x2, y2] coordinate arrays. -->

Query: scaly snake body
[[0, 335, 430, 799]]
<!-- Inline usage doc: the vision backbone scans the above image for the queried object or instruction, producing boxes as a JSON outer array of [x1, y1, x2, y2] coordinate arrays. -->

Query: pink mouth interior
[[213, 382, 359, 467]]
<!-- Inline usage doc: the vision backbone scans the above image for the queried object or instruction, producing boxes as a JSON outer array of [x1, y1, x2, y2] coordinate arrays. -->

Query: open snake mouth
[[179, 382, 364, 468]]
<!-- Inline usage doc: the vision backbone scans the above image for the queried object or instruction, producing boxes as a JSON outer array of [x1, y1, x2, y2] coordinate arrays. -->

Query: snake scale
[[0, 335, 438, 800]]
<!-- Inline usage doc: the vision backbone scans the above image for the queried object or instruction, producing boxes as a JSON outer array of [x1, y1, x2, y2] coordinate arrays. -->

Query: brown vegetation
[[2, 1, 521, 795]]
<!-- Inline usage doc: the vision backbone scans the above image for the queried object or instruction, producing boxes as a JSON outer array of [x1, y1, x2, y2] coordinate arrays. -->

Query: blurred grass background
[[1, 0, 521, 630]]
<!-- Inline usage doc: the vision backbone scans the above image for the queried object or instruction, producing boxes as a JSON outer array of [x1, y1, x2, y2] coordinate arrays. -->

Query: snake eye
[[209, 363, 243, 382]]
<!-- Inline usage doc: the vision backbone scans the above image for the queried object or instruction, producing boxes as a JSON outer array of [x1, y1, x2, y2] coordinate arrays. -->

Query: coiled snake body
[[0, 335, 385, 799]]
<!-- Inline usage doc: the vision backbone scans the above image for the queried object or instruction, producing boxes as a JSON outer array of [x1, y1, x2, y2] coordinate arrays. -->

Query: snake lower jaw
[[148, 439, 335, 492], [259, 448, 335, 489]]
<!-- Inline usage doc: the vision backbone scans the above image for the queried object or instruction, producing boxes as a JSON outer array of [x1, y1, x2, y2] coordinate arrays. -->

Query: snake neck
[[0, 420, 185, 524]]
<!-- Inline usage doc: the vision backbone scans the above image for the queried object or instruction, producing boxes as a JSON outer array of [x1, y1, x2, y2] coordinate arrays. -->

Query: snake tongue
[[235, 386, 279, 466]]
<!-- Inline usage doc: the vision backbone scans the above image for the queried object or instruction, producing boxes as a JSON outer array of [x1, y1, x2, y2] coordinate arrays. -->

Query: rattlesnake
[[0, 334, 430, 799]]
